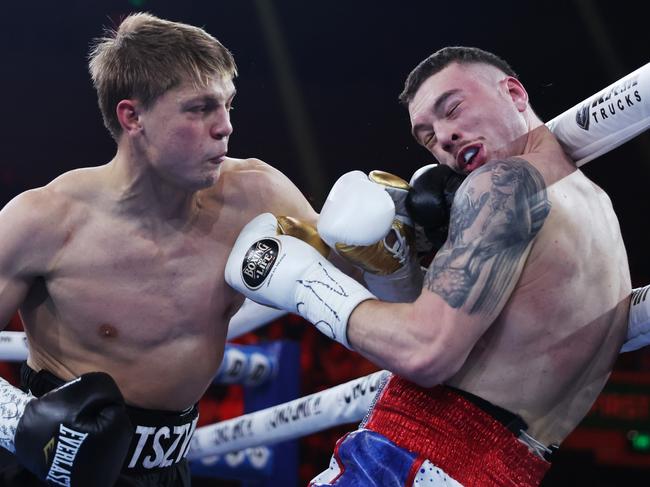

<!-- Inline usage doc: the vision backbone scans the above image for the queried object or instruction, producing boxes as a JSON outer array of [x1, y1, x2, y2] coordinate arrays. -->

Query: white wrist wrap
[[622, 285, 650, 353], [295, 261, 376, 349]]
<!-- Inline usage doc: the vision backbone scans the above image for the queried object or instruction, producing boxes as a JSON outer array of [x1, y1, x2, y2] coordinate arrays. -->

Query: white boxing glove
[[225, 213, 376, 349], [318, 170, 423, 302], [318, 171, 395, 247], [621, 285, 650, 353]]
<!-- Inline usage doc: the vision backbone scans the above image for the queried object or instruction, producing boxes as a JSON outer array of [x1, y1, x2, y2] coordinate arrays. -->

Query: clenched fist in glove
[[318, 170, 423, 302], [406, 163, 465, 259], [1, 372, 132, 487], [225, 213, 376, 349]]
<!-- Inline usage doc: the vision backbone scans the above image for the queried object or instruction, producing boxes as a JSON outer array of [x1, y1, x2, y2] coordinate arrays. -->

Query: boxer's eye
[[190, 101, 217, 113], [189, 105, 208, 113], [446, 102, 461, 117], [423, 133, 436, 147]]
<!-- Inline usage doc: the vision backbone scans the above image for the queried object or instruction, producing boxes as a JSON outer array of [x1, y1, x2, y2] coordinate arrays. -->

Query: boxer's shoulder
[[219, 156, 284, 186], [0, 169, 99, 270], [217, 156, 316, 221], [207, 156, 276, 206], [1, 184, 76, 243], [47, 164, 105, 191]]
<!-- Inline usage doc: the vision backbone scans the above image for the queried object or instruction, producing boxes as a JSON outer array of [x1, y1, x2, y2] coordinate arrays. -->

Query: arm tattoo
[[424, 159, 551, 315], [0, 378, 33, 452]]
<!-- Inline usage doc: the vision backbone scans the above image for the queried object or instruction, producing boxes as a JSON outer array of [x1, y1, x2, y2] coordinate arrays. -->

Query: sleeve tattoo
[[424, 159, 551, 315]]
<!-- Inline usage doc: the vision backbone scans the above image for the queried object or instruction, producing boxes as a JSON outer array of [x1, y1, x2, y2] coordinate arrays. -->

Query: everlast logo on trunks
[[45, 425, 88, 486], [127, 417, 198, 470], [242, 238, 280, 290], [576, 76, 642, 130]]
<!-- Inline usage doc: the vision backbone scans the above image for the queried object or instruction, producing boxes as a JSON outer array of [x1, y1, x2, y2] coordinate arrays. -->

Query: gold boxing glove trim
[[335, 220, 414, 276], [276, 216, 331, 258], [368, 170, 410, 190]]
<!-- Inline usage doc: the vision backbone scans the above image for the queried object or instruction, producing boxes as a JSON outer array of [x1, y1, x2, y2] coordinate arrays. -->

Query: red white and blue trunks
[[311, 374, 552, 487]]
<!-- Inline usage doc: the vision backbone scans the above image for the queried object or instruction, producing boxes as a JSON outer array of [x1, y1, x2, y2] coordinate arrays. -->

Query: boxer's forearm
[[347, 299, 463, 387]]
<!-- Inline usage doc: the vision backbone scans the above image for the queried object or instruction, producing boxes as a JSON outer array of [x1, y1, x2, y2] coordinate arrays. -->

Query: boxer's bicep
[[422, 159, 551, 337], [248, 159, 318, 225], [0, 275, 30, 331], [0, 191, 48, 328]]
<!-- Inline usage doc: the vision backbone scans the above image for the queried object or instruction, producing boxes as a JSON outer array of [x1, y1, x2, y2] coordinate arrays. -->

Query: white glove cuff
[[295, 261, 376, 349]]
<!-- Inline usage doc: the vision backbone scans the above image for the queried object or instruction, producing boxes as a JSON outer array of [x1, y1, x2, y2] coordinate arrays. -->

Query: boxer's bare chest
[[25, 203, 243, 347]]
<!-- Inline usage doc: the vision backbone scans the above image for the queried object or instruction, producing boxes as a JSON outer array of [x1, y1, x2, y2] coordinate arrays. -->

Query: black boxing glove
[[406, 164, 465, 259], [13, 372, 133, 487]]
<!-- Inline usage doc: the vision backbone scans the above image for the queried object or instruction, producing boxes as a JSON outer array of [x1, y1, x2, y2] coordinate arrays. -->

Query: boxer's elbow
[[397, 314, 466, 388], [400, 343, 465, 388]]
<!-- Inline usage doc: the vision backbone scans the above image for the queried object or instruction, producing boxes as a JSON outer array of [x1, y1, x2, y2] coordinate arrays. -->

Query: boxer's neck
[[103, 150, 201, 226]]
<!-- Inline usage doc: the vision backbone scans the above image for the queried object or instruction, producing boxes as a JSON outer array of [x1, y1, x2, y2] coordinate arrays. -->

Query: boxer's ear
[[504, 77, 529, 112], [116, 99, 142, 135]]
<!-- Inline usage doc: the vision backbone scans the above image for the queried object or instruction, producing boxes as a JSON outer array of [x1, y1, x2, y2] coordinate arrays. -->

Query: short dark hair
[[399, 46, 517, 105]]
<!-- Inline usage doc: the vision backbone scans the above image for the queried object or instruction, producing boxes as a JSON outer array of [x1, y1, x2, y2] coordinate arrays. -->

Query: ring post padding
[[191, 340, 301, 486], [190, 446, 274, 482], [213, 343, 279, 387]]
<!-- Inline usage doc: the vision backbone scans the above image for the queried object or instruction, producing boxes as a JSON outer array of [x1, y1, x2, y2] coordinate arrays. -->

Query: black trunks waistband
[[447, 385, 528, 435], [20, 362, 199, 475], [450, 385, 558, 461]]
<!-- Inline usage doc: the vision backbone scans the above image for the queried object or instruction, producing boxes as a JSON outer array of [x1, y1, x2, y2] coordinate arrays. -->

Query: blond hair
[[88, 12, 237, 139]]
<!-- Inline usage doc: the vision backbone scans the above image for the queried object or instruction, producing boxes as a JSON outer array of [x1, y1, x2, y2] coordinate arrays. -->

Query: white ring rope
[[0, 331, 28, 362], [546, 62, 650, 166], [187, 370, 390, 460]]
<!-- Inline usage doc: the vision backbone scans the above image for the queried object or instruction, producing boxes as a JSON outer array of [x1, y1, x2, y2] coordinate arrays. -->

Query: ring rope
[[187, 370, 390, 460], [546, 62, 650, 166]]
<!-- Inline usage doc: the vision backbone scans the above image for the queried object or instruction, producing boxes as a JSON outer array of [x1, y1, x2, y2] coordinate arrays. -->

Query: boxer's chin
[[196, 165, 222, 189]]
